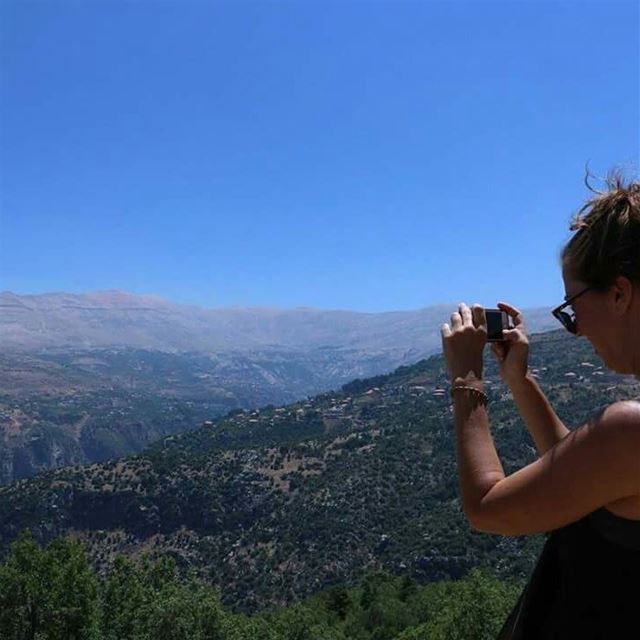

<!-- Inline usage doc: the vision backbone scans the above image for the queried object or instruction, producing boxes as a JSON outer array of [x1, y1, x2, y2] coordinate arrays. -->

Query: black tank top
[[497, 507, 640, 639]]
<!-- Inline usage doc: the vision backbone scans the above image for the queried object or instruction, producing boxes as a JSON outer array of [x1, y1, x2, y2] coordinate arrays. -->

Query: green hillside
[[0, 330, 637, 613]]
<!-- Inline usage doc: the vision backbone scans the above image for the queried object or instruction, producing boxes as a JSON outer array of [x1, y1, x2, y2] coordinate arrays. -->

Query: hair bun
[[562, 168, 640, 288]]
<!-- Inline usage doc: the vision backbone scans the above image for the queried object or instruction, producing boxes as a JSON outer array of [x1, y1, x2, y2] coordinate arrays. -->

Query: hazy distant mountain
[[0, 290, 559, 353], [0, 291, 562, 483]]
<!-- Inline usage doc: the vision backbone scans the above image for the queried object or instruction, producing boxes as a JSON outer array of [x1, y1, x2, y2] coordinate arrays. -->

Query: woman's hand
[[441, 303, 487, 380], [490, 302, 529, 385]]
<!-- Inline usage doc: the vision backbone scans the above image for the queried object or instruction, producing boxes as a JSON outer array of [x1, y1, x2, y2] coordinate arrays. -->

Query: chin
[[595, 346, 626, 374]]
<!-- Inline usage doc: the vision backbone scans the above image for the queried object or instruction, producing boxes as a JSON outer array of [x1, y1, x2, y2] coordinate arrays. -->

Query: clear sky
[[1, 0, 638, 312]]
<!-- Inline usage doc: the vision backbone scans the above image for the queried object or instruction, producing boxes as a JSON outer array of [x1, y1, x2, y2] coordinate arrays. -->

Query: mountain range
[[1, 290, 559, 354], [0, 291, 562, 483]]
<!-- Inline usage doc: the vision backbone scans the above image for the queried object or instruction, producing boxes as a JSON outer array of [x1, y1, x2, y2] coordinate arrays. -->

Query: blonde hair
[[562, 169, 640, 289]]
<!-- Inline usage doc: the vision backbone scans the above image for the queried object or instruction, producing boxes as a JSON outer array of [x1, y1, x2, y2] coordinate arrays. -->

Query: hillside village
[[197, 354, 622, 442]]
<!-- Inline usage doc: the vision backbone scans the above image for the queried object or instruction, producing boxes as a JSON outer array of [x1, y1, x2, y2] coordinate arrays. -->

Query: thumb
[[502, 329, 521, 343], [491, 342, 505, 359]]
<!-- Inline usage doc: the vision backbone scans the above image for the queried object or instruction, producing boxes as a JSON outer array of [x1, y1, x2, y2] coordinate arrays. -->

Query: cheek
[[578, 320, 602, 352], [575, 307, 596, 338]]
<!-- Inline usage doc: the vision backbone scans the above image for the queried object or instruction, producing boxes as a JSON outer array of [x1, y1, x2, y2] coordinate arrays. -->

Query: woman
[[440, 172, 640, 638]]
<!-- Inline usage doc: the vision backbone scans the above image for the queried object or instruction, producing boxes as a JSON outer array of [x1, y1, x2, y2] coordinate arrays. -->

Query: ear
[[611, 276, 634, 315]]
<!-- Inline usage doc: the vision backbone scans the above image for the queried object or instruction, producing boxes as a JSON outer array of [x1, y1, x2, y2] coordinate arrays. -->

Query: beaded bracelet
[[450, 385, 489, 406]]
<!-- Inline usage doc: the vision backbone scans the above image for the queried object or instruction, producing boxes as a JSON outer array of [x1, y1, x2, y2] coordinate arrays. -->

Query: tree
[[0, 531, 99, 640], [324, 586, 351, 621], [397, 568, 521, 640], [0, 531, 47, 640], [44, 537, 100, 640], [101, 556, 147, 640]]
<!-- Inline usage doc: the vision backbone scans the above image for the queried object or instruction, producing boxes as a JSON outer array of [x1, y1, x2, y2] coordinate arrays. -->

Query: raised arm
[[492, 302, 570, 457], [507, 373, 570, 456], [441, 303, 640, 536]]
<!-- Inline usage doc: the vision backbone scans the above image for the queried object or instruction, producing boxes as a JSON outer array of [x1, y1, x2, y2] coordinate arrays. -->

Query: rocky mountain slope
[[0, 345, 404, 483]]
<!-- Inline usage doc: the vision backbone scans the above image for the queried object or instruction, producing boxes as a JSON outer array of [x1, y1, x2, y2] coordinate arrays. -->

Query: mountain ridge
[[1, 290, 559, 353]]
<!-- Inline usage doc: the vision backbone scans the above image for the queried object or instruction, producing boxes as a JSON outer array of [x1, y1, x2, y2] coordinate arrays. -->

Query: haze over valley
[[0, 290, 560, 483]]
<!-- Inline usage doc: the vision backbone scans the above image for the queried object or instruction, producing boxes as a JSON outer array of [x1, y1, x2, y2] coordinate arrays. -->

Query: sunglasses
[[551, 286, 591, 334]]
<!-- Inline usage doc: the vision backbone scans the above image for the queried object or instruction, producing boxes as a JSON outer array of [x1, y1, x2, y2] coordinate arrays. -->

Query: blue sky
[[1, 0, 638, 312]]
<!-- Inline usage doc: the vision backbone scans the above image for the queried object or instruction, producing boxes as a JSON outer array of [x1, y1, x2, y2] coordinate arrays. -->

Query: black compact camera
[[485, 309, 512, 342]]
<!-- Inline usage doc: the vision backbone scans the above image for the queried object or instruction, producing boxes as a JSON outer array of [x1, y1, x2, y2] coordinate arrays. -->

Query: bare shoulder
[[598, 401, 640, 520], [597, 400, 640, 434], [473, 399, 640, 536], [589, 400, 640, 500], [588, 400, 640, 474]]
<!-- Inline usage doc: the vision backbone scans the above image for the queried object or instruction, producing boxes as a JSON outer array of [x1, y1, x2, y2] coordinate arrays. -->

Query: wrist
[[451, 368, 483, 384], [451, 376, 488, 407], [504, 370, 533, 390], [452, 374, 485, 392]]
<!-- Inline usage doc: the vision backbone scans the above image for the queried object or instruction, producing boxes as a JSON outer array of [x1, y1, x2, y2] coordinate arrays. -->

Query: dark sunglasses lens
[[560, 311, 576, 334]]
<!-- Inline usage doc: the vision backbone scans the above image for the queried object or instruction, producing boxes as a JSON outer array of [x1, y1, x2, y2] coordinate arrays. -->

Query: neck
[[632, 306, 640, 377]]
